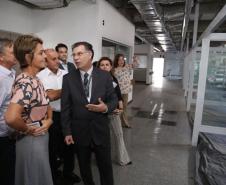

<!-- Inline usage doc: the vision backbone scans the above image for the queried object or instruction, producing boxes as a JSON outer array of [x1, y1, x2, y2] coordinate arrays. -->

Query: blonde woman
[[5, 35, 53, 185]]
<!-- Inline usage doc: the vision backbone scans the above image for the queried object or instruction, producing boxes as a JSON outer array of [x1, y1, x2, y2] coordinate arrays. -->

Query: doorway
[[153, 58, 164, 88], [102, 38, 131, 63]]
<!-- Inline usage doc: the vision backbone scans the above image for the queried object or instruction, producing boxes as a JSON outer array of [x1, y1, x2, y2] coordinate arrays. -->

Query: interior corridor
[[73, 77, 195, 185]]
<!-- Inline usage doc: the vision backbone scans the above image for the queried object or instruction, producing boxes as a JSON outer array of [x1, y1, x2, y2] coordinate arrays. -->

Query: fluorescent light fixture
[[153, 46, 160, 52]]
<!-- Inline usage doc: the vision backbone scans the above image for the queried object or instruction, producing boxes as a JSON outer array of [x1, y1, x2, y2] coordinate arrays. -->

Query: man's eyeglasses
[[72, 51, 89, 58]]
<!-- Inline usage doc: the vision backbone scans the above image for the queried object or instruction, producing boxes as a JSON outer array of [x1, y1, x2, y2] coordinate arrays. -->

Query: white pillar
[[146, 44, 153, 84], [192, 3, 199, 46]]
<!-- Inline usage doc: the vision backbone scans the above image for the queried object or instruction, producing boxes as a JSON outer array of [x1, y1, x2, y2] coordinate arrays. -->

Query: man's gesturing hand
[[65, 135, 75, 145], [86, 98, 108, 113]]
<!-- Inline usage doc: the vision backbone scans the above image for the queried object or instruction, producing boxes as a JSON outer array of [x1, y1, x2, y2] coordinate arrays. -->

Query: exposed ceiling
[[10, 0, 226, 52], [106, 0, 226, 52]]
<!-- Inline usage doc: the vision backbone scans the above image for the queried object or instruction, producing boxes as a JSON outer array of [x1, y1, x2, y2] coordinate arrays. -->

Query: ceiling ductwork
[[180, 0, 193, 50], [11, 0, 97, 9], [155, 0, 185, 4], [160, 5, 184, 21], [163, 12, 184, 21], [107, 0, 226, 51], [130, 0, 177, 52], [84, 0, 96, 3], [24, 0, 69, 8], [11, 0, 71, 9]]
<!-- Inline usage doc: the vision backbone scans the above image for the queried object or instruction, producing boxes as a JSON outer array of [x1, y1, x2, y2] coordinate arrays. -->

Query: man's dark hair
[[55, 43, 68, 52], [71, 41, 94, 59]]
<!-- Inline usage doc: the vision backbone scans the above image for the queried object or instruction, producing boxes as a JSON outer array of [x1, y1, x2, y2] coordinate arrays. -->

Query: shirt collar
[[60, 60, 67, 65], [0, 65, 15, 78], [79, 66, 93, 77], [46, 67, 62, 77]]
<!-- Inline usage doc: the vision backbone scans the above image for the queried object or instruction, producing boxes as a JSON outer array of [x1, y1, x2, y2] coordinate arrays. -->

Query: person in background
[[37, 48, 81, 185], [132, 55, 139, 67], [0, 38, 17, 185], [113, 54, 132, 128], [55, 43, 76, 73], [61, 41, 117, 185], [98, 57, 132, 166], [5, 35, 53, 185]]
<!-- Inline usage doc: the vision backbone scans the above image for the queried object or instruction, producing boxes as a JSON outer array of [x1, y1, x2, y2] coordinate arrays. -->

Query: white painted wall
[[0, 1, 33, 34], [135, 44, 153, 84], [33, 0, 99, 61], [135, 44, 150, 54], [98, 0, 135, 47], [98, 0, 135, 62], [0, 0, 135, 62]]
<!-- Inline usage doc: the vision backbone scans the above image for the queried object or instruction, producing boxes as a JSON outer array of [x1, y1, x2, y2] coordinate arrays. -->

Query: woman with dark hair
[[98, 57, 131, 166], [5, 35, 53, 185], [113, 54, 133, 128]]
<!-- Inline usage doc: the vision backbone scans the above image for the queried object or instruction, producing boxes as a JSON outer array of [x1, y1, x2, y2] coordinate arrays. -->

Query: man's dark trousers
[[0, 136, 15, 185], [49, 111, 75, 180], [76, 141, 113, 185]]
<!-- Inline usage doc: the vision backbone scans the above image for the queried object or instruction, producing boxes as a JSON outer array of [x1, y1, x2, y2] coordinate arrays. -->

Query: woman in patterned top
[[113, 54, 135, 128], [5, 35, 53, 185]]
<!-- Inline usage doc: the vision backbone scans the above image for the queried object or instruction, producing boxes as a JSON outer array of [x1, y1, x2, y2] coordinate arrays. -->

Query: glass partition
[[102, 38, 131, 63], [187, 48, 201, 123], [187, 47, 226, 117], [193, 50, 201, 89], [202, 48, 226, 127], [186, 48, 201, 102], [192, 33, 226, 146]]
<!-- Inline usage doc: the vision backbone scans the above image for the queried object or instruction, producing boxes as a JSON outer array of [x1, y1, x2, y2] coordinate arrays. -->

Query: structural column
[[146, 44, 153, 84], [192, 2, 199, 46]]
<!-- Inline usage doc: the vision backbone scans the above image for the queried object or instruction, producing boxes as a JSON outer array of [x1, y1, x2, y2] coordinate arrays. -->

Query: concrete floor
[[73, 78, 195, 185]]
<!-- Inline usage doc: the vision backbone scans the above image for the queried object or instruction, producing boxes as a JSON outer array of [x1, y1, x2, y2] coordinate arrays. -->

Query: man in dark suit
[[61, 42, 117, 185], [55, 43, 76, 73]]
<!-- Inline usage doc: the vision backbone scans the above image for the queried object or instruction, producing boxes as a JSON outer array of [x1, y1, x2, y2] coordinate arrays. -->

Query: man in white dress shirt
[[0, 38, 17, 185], [37, 49, 80, 185]]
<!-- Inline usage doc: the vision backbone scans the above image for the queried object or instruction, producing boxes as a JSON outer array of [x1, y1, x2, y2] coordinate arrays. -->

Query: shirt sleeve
[[36, 73, 48, 90], [11, 79, 33, 108], [0, 78, 7, 107]]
